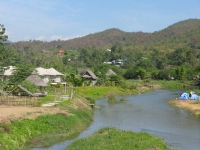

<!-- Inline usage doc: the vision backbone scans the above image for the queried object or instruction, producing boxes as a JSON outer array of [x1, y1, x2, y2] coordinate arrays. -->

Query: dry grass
[[169, 99, 200, 115]]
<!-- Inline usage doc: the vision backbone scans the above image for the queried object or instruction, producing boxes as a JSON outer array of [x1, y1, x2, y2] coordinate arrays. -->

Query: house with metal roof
[[35, 67, 64, 84], [0, 66, 16, 81]]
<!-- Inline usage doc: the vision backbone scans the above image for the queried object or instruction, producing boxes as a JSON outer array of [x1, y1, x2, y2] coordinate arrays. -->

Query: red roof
[[58, 50, 64, 53]]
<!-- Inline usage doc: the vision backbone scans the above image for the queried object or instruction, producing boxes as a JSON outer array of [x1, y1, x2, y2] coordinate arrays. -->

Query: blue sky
[[0, 0, 200, 42]]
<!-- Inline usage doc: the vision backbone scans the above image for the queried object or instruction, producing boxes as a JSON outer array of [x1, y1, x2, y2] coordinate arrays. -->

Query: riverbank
[[0, 97, 94, 150], [168, 99, 200, 116], [0, 82, 187, 150]]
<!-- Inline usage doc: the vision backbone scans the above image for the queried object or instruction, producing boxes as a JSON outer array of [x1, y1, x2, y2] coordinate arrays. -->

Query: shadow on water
[[32, 90, 200, 150]]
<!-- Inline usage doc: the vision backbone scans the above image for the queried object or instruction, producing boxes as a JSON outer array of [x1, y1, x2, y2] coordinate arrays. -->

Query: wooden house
[[77, 68, 98, 86]]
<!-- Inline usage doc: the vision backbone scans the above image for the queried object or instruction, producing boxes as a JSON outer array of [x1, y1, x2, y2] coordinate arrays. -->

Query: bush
[[86, 97, 95, 104]]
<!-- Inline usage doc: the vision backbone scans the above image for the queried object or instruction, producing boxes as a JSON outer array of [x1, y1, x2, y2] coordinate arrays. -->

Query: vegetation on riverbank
[[75, 86, 137, 100], [0, 100, 93, 150], [67, 127, 168, 150], [1, 80, 198, 150]]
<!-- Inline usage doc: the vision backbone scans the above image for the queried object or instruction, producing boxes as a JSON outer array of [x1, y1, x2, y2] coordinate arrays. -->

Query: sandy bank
[[169, 99, 200, 116]]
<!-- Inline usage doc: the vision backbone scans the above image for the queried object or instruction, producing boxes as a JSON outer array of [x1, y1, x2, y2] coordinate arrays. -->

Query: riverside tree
[[0, 24, 8, 72]]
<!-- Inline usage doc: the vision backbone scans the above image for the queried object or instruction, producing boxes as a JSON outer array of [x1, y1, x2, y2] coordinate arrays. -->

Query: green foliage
[[124, 66, 146, 79], [74, 77, 83, 86], [175, 66, 186, 80], [0, 24, 8, 44], [157, 69, 171, 80], [8, 64, 34, 85], [86, 97, 95, 104], [67, 127, 167, 150], [75, 87, 129, 99], [0, 108, 93, 150], [20, 80, 38, 93]]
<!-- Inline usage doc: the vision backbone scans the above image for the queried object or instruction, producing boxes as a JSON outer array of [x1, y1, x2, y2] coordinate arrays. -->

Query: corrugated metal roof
[[36, 67, 64, 76], [3, 66, 16, 76]]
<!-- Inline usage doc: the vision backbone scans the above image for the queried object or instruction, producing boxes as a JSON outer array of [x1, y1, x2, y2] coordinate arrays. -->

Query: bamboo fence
[[0, 96, 39, 106]]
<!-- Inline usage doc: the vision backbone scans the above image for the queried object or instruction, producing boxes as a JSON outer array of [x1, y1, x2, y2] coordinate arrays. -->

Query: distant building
[[140, 57, 148, 60], [106, 49, 111, 52], [0, 66, 16, 81], [106, 69, 117, 76], [58, 49, 65, 55]]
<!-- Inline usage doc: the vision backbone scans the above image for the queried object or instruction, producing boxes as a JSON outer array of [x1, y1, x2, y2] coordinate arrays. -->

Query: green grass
[[151, 80, 192, 89], [67, 127, 168, 150], [38, 95, 55, 104], [0, 107, 93, 150], [75, 86, 134, 100]]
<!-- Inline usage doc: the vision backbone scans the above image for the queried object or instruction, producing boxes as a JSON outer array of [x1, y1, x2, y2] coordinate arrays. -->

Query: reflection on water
[[32, 90, 200, 150]]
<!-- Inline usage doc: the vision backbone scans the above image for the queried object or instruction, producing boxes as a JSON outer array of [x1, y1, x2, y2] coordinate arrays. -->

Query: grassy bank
[[67, 127, 168, 150], [0, 80, 193, 150], [75, 86, 137, 100], [0, 104, 93, 150]]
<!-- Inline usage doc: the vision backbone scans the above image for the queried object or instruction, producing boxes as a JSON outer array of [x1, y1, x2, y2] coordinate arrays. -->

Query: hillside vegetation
[[1, 18, 200, 87]]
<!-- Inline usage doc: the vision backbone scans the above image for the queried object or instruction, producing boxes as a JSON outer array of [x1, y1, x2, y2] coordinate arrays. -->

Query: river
[[33, 90, 200, 150]]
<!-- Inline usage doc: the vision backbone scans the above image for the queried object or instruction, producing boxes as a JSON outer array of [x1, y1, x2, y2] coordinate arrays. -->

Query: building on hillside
[[77, 68, 98, 86], [58, 49, 65, 55], [140, 57, 148, 60], [35, 67, 64, 84], [115, 59, 123, 65], [103, 59, 124, 66]]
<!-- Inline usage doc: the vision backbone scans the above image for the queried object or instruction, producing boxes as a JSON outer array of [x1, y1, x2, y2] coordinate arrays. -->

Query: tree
[[21, 80, 38, 93], [175, 66, 186, 80], [0, 24, 8, 67], [8, 64, 34, 85], [0, 24, 8, 44]]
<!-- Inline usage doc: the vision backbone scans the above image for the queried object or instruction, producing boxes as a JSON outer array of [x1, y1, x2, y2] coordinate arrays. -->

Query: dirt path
[[0, 105, 69, 123], [169, 99, 200, 116], [0, 97, 89, 124]]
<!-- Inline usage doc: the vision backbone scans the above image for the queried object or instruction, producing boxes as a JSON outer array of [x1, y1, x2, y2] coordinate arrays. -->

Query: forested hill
[[9, 18, 200, 51]]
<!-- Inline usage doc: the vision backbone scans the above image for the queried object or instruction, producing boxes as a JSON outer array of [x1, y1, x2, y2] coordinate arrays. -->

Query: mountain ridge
[[9, 18, 200, 51]]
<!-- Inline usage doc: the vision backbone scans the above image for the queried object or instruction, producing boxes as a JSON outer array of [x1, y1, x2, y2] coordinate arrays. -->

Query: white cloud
[[36, 36, 46, 41], [49, 35, 84, 41]]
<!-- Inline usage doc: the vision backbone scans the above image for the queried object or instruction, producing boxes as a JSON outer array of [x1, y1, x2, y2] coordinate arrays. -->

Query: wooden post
[[70, 86, 74, 99]]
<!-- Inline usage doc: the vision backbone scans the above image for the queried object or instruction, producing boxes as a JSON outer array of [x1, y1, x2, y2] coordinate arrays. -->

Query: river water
[[33, 90, 200, 150]]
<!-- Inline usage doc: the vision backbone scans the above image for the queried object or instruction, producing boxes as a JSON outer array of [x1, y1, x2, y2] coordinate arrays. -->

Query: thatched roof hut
[[77, 68, 97, 80], [7, 85, 34, 96], [106, 69, 117, 76], [26, 70, 47, 87]]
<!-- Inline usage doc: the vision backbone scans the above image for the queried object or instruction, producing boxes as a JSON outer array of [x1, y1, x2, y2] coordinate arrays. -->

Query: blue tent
[[190, 91, 199, 100], [179, 92, 190, 100]]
